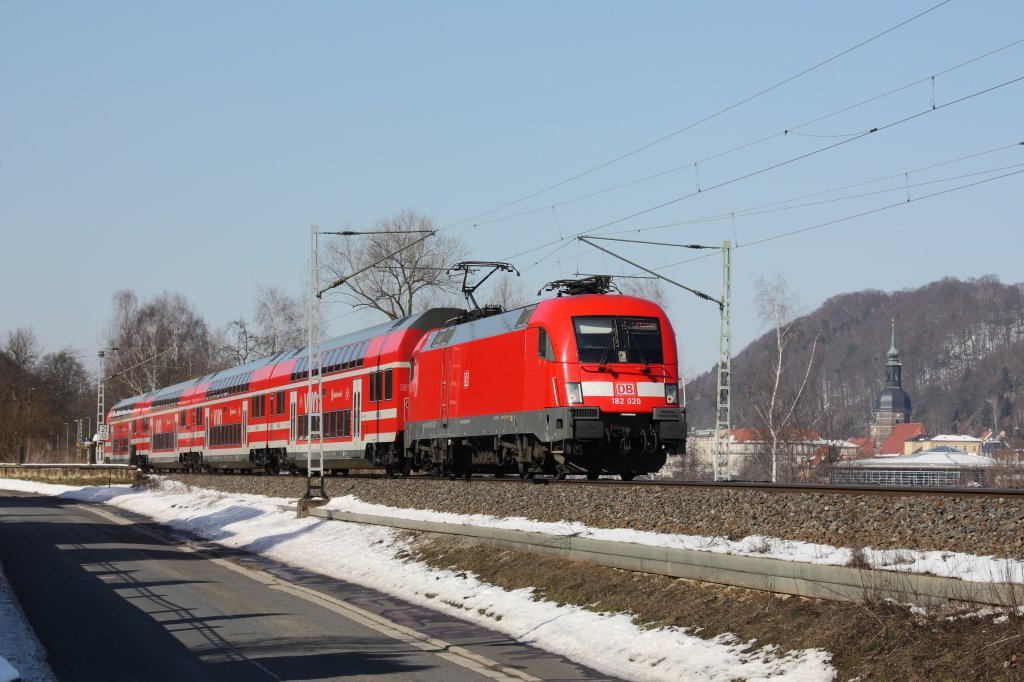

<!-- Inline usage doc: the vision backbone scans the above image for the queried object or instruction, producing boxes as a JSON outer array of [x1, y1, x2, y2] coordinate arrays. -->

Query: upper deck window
[[572, 316, 664, 364]]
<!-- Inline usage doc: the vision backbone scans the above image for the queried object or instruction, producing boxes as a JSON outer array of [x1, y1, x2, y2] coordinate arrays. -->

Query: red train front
[[405, 286, 686, 479]]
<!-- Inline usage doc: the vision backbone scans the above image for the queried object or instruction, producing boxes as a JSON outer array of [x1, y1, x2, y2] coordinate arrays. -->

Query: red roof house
[[877, 423, 928, 456], [848, 437, 874, 458]]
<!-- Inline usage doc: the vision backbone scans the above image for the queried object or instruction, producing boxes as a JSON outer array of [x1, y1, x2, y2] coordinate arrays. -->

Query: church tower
[[871, 320, 912, 448]]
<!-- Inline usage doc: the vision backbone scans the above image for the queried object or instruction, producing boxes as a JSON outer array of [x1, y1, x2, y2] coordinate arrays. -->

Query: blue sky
[[2, 1, 1022, 375]]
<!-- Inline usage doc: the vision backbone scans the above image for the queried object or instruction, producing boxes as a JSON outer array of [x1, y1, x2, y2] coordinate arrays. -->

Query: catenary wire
[[651, 168, 1024, 271], [441, 0, 956, 231], [449, 37, 1024, 233], [603, 140, 1024, 234], [605, 159, 1024, 234], [500, 74, 1024, 265]]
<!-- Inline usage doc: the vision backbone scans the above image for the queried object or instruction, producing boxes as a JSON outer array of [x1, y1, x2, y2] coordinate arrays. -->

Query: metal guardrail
[[303, 507, 1024, 608]]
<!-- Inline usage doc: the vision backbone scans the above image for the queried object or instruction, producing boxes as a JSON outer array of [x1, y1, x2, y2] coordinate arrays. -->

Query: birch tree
[[746, 275, 823, 483], [221, 285, 306, 364]]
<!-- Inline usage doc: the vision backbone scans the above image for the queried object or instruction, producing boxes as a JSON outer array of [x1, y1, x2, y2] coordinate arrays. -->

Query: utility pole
[[96, 347, 118, 465], [306, 225, 326, 502], [713, 241, 732, 481]]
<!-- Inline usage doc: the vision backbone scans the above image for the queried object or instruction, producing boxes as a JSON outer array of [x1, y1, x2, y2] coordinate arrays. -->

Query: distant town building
[[905, 434, 984, 456], [877, 422, 928, 457], [830, 446, 995, 487], [871, 320, 913, 449], [847, 437, 874, 458], [686, 428, 859, 479], [979, 429, 1007, 456]]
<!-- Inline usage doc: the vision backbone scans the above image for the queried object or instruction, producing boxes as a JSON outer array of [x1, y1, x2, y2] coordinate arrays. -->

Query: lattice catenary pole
[[305, 225, 326, 500], [713, 241, 732, 481]]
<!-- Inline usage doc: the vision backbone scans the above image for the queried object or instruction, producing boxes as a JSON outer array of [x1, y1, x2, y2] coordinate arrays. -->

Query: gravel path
[[164, 474, 1024, 559]]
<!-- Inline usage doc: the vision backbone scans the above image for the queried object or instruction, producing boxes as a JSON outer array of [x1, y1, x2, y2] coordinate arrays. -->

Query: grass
[[408, 533, 1024, 680]]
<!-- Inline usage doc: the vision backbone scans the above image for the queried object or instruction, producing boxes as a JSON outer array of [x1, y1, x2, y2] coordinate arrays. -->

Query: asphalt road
[[0, 491, 614, 681]]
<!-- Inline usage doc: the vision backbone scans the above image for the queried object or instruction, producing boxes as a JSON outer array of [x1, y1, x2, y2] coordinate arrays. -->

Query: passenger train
[[103, 279, 687, 480]]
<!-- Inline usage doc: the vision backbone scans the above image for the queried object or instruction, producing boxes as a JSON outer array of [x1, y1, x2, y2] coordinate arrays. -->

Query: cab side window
[[537, 328, 555, 361]]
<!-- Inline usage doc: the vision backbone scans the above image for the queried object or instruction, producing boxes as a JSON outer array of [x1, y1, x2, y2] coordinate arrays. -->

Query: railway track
[[6, 465, 1014, 559], [166, 467, 1024, 497]]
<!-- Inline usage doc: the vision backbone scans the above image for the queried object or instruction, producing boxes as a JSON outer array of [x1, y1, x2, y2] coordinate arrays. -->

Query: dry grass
[[408, 533, 1024, 681]]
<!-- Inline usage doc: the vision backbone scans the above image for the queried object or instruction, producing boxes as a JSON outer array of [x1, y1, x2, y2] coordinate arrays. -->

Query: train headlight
[[565, 382, 584, 405], [665, 383, 678, 404]]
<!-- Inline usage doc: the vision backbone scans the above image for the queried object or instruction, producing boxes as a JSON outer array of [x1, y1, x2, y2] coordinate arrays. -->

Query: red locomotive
[[103, 277, 686, 479]]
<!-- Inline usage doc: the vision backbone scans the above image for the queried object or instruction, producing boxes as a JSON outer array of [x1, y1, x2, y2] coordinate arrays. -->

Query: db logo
[[614, 383, 636, 396]]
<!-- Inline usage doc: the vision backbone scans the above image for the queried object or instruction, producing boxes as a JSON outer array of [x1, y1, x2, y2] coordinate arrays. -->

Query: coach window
[[369, 371, 382, 402], [384, 368, 393, 401], [251, 394, 265, 419], [276, 390, 286, 416], [180, 410, 187, 428]]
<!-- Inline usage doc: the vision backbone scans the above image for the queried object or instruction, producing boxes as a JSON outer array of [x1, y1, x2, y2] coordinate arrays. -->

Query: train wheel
[[586, 471, 600, 481], [620, 472, 636, 481]]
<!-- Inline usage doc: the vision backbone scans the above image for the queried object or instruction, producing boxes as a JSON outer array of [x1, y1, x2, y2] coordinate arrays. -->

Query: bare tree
[[254, 285, 306, 353], [1, 328, 41, 458], [484, 273, 532, 311], [104, 290, 219, 400], [0, 330, 91, 460], [220, 315, 263, 366], [745, 274, 823, 483], [5, 327, 41, 372], [221, 285, 306, 365], [37, 348, 90, 422], [323, 209, 468, 319], [618, 277, 670, 311]]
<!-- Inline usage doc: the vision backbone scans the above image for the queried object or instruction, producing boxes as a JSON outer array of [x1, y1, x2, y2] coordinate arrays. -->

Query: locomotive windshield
[[572, 316, 663, 364]]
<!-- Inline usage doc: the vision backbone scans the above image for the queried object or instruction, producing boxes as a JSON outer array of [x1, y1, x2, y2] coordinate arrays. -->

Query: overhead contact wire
[[442, 0, 956, 231], [453, 36, 1023, 233], [504, 74, 1024, 264]]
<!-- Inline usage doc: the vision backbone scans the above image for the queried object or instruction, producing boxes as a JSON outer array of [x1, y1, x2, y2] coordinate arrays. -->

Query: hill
[[684, 276, 1024, 438]]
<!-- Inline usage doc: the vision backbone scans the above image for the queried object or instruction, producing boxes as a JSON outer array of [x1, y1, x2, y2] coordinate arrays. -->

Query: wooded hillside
[[684, 276, 1024, 439]]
